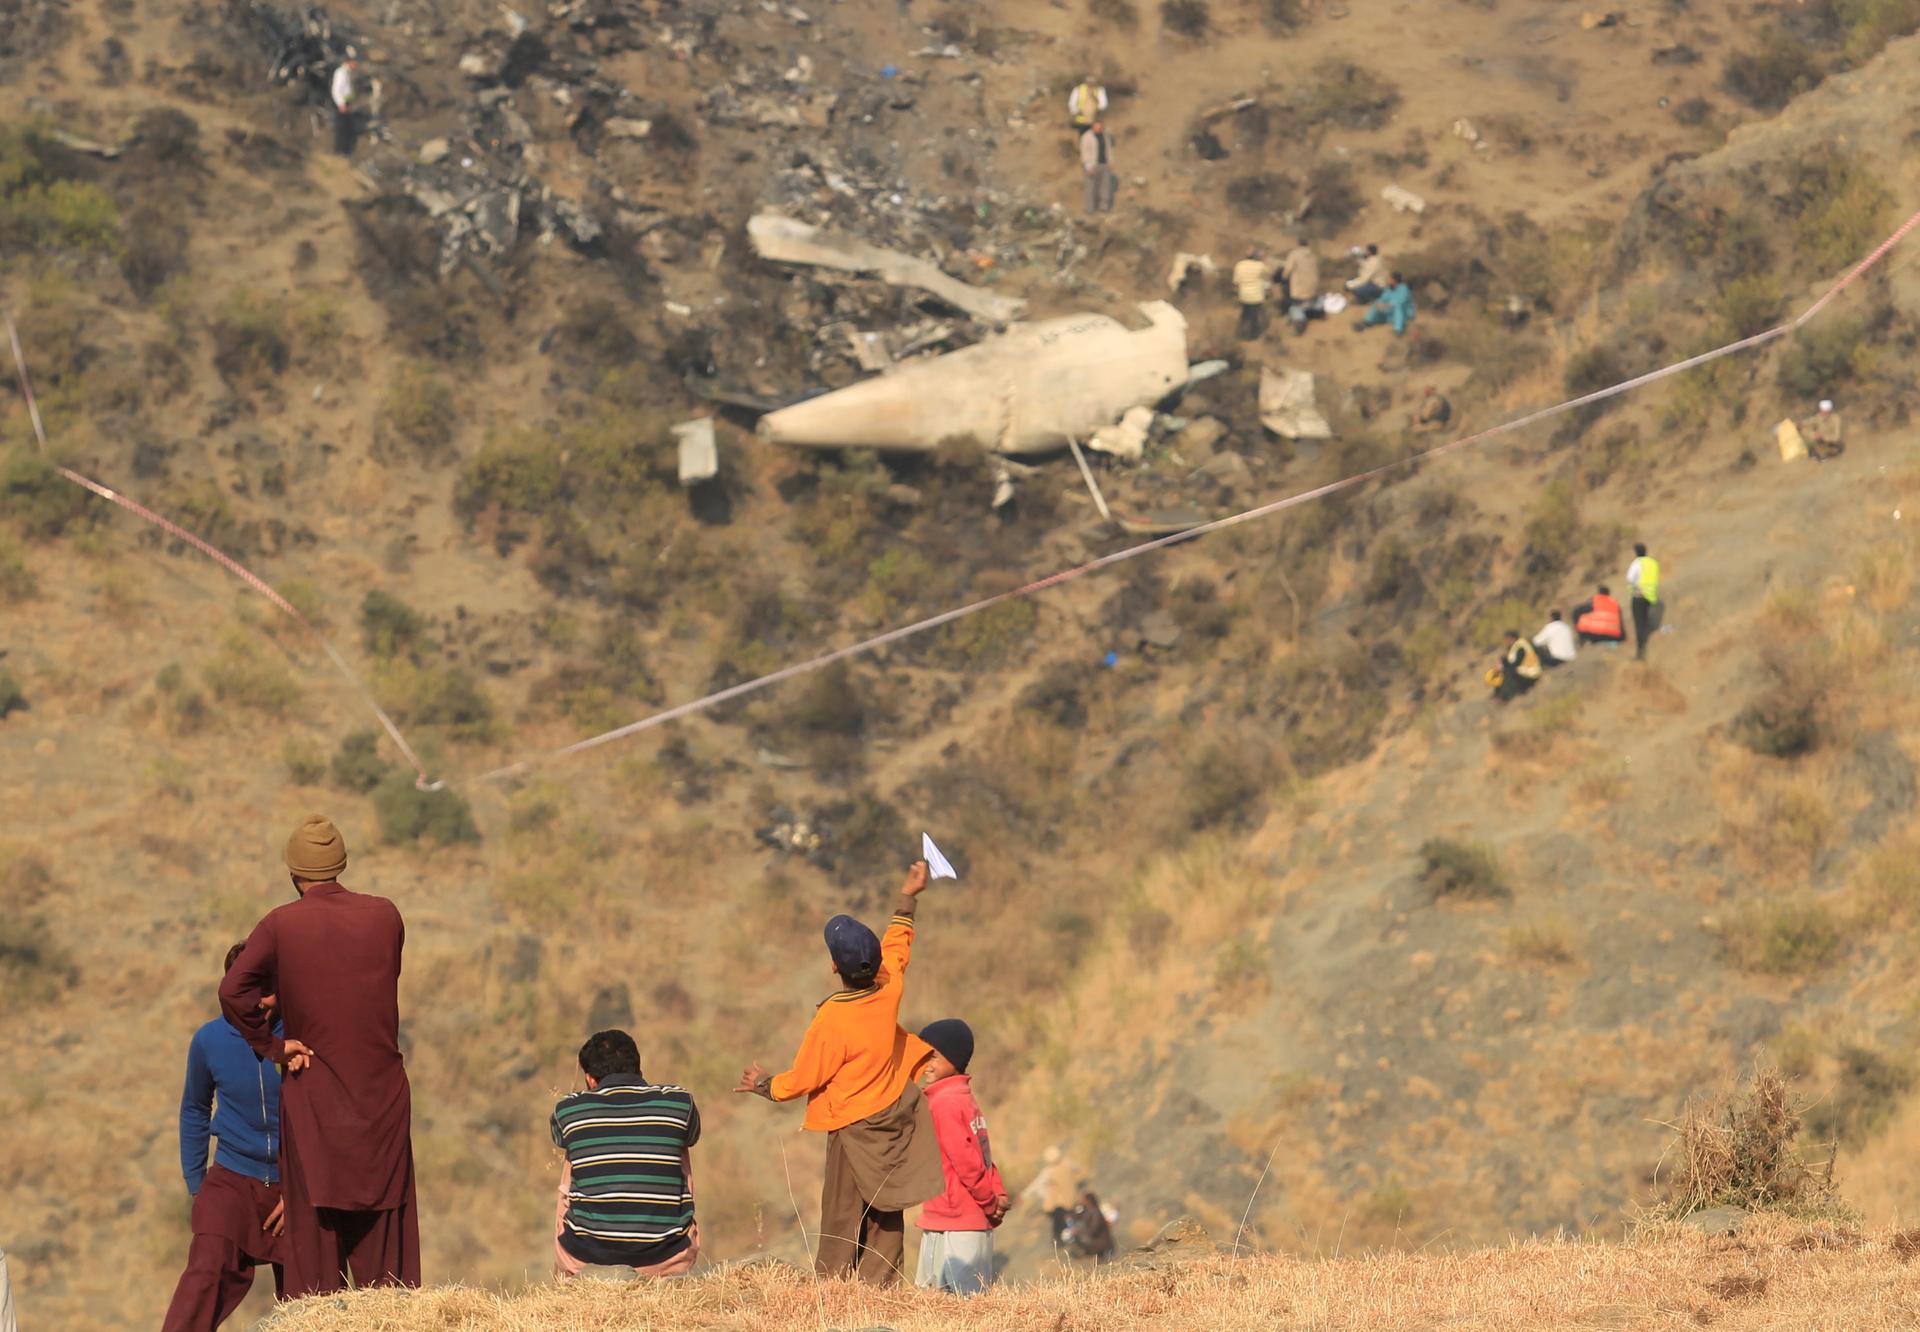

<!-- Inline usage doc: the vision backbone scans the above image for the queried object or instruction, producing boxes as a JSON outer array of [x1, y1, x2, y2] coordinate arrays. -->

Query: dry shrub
[[1718, 898, 1842, 974], [1089, 0, 1140, 27], [1648, 1068, 1847, 1222], [1503, 916, 1577, 966], [1160, 0, 1210, 37], [1418, 837, 1508, 900]]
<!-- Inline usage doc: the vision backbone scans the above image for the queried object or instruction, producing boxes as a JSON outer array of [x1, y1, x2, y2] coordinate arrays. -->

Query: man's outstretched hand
[[264, 1198, 286, 1237], [902, 859, 930, 898], [281, 1039, 315, 1074], [734, 1061, 773, 1097]]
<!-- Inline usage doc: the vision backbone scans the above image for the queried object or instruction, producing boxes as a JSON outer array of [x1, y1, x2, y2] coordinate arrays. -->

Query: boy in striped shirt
[[550, 1030, 700, 1278]]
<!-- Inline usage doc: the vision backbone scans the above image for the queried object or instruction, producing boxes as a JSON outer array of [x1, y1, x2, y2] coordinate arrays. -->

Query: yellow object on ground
[[1775, 418, 1807, 463]]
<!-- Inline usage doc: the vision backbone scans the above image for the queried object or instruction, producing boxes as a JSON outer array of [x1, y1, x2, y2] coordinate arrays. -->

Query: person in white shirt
[[330, 59, 359, 156], [1532, 610, 1577, 668], [1068, 77, 1108, 131]]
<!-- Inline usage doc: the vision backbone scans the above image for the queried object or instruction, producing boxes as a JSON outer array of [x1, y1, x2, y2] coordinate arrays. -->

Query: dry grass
[[258, 1222, 1920, 1331]]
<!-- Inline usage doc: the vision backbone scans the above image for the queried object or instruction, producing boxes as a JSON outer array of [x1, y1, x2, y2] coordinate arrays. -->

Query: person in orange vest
[[1572, 585, 1626, 645]]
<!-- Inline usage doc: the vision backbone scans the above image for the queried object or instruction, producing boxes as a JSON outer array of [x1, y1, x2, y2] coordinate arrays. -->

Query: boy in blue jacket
[[160, 944, 287, 1331]]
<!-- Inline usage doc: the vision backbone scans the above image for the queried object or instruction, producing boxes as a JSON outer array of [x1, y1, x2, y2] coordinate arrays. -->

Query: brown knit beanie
[[285, 815, 348, 880]]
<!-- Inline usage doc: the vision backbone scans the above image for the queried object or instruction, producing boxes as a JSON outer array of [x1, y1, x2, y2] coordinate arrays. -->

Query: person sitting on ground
[[551, 1029, 700, 1279], [1489, 630, 1543, 702], [1356, 273, 1415, 336], [1065, 1190, 1117, 1263], [1346, 243, 1390, 303], [1802, 398, 1844, 461], [914, 1020, 1011, 1296], [1410, 385, 1452, 433], [1532, 610, 1577, 668], [1280, 237, 1318, 309], [734, 861, 945, 1285], [1067, 75, 1108, 132], [1572, 585, 1626, 645], [1232, 247, 1273, 341]]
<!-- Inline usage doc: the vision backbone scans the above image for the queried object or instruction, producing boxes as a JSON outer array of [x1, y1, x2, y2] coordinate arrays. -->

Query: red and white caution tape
[[9, 203, 1919, 791]]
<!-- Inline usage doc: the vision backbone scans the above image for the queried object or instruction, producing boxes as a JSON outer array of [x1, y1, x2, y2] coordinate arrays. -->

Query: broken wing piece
[[759, 302, 1189, 457], [1259, 366, 1333, 441], [748, 214, 1027, 326]]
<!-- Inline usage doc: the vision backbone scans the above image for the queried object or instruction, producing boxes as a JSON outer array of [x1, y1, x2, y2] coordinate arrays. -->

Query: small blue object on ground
[[1103, 650, 1119, 667], [880, 63, 899, 78]]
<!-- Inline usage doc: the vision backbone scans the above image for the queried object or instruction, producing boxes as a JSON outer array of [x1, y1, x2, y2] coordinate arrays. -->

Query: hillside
[[6, 0, 1920, 1326]]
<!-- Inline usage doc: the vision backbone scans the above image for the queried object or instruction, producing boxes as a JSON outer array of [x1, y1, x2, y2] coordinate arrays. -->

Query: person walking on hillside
[[1490, 630, 1543, 702], [220, 816, 419, 1297], [1079, 121, 1117, 214], [1573, 584, 1626, 645], [1626, 542, 1661, 661], [330, 58, 360, 156], [914, 1019, 1011, 1296], [1532, 611, 1577, 668], [162, 944, 288, 1332], [1279, 237, 1318, 310], [1356, 273, 1415, 336], [1802, 398, 1844, 461], [551, 1030, 700, 1279], [734, 861, 945, 1284], [1232, 247, 1273, 341], [1067, 75, 1108, 132]]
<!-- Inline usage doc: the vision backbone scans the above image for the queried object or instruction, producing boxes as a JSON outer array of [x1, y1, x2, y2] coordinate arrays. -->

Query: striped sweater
[[550, 1076, 701, 1266]]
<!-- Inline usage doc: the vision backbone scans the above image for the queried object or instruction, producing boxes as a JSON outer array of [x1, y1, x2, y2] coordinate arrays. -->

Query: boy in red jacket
[[913, 1020, 1011, 1294]]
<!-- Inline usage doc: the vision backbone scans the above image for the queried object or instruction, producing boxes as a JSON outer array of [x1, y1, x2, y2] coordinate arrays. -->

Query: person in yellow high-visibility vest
[[1490, 631, 1543, 703], [1626, 542, 1661, 661], [1067, 77, 1108, 132]]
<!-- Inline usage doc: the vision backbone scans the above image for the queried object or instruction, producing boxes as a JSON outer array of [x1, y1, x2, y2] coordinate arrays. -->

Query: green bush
[[1716, 273, 1783, 339], [1159, 0, 1209, 36], [330, 730, 389, 793], [1180, 742, 1266, 830], [0, 668, 24, 719], [1720, 899, 1842, 973], [0, 125, 121, 254], [202, 637, 299, 714], [1722, 30, 1820, 109], [282, 738, 326, 784], [0, 912, 75, 1006], [209, 291, 290, 386], [941, 598, 1039, 669], [0, 534, 34, 601], [360, 589, 429, 659], [1089, 0, 1139, 26], [378, 361, 457, 460], [1, 454, 93, 539], [1827, 0, 1920, 61], [372, 772, 480, 846], [1785, 154, 1893, 272], [378, 662, 497, 743], [1299, 60, 1401, 131], [1776, 317, 1879, 398], [1419, 837, 1508, 899]]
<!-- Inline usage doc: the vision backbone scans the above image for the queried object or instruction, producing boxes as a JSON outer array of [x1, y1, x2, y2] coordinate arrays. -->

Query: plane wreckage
[[757, 301, 1194, 457]]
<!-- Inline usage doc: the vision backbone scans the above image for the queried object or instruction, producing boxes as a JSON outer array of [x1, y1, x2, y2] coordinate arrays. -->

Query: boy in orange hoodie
[[914, 1019, 1011, 1294], [736, 860, 944, 1284]]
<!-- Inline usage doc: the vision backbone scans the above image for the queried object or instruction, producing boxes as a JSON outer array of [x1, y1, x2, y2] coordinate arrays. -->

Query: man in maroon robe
[[219, 815, 420, 1296]]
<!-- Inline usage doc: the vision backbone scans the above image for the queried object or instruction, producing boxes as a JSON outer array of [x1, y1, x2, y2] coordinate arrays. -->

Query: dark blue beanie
[[919, 1018, 974, 1073], [824, 913, 880, 981]]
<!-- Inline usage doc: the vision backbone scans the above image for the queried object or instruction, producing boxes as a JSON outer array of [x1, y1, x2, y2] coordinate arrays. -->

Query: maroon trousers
[[280, 1147, 420, 1297], [160, 1165, 284, 1332]]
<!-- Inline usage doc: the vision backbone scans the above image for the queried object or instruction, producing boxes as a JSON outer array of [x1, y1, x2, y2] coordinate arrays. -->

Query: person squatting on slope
[[1345, 243, 1390, 303], [1532, 611, 1577, 669], [1490, 630, 1543, 703], [1573, 585, 1626, 645], [1233, 247, 1273, 341], [551, 1030, 700, 1279], [161, 945, 288, 1331], [735, 860, 945, 1285], [1626, 543, 1661, 661], [914, 1019, 1011, 1296], [221, 816, 420, 1297], [1803, 398, 1844, 461]]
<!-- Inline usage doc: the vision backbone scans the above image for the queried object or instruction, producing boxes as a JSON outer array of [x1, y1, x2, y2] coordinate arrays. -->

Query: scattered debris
[[1184, 359, 1230, 389], [673, 417, 719, 486], [1381, 183, 1426, 214], [1167, 251, 1217, 292], [759, 303, 1189, 456], [1138, 610, 1183, 651], [1172, 417, 1227, 458], [748, 213, 1027, 326], [1451, 118, 1489, 152], [1087, 406, 1155, 463], [1579, 10, 1625, 28], [1260, 367, 1333, 440]]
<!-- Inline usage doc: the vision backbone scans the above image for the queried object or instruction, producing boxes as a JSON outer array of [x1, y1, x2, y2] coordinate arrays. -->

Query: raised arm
[[178, 1030, 215, 1196], [880, 860, 929, 977]]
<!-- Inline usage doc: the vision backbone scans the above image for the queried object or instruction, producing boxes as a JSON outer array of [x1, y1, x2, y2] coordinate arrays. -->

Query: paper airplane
[[922, 834, 957, 880]]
